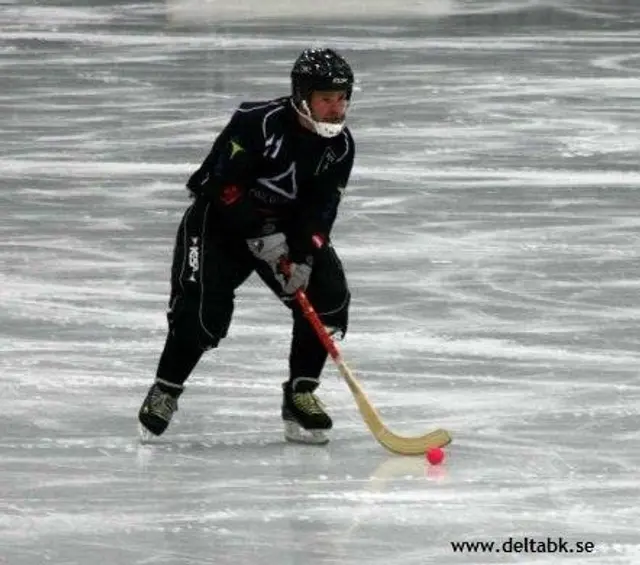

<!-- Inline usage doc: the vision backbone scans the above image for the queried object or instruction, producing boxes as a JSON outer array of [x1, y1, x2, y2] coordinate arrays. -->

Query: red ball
[[425, 447, 445, 465]]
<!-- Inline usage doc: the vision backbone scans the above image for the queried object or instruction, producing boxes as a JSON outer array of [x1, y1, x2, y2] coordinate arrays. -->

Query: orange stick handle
[[294, 289, 341, 361], [278, 257, 341, 361]]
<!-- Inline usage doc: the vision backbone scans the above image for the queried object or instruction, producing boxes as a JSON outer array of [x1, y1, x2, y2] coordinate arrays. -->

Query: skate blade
[[284, 421, 329, 445], [138, 422, 159, 444]]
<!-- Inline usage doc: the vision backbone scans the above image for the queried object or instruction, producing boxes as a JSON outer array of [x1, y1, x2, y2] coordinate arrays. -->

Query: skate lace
[[293, 392, 325, 416], [149, 389, 178, 421]]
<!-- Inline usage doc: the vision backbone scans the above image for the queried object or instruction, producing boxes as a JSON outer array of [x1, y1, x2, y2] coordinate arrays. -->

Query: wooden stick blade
[[340, 361, 452, 456]]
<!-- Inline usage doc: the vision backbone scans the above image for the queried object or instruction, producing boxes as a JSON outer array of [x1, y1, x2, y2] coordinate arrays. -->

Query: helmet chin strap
[[295, 99, 346, 138]]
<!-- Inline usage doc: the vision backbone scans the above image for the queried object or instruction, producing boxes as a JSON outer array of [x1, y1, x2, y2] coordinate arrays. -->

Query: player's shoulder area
[[228, 96, 289, 138], [331, 125, 355, 163], [341, 124, 355, 148], [232, 96, 289, 122]]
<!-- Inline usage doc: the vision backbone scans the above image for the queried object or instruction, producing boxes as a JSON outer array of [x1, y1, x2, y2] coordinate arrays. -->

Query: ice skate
[[282, 377, 332, 445], [138, 380, 183, 439]]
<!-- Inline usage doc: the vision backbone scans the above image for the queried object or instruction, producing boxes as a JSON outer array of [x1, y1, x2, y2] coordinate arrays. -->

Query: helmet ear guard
[[291, 48, 354, 138]]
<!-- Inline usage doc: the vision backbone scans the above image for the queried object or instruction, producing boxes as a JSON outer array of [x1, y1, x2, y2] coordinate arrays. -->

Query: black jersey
[[186, 96, 354, 260]]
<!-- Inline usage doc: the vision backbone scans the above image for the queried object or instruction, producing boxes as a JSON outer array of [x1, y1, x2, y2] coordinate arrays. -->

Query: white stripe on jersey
[[262, 104, 286, 140], [334, 130, 351, 164]]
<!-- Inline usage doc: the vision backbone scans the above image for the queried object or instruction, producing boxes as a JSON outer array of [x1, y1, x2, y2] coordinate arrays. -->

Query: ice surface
[[2, 1, 640, 564]]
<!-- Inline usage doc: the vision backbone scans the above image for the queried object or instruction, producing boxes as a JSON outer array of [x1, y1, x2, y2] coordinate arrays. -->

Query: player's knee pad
[[167, 293, 233, 349], [302, 288, 350, 339], [320, 288, 350, 338]]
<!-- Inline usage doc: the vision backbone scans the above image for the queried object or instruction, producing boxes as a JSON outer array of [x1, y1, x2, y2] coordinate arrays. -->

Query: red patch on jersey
[[220, 185, 242, 205]]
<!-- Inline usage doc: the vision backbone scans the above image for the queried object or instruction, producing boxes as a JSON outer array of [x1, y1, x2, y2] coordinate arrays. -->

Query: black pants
[[155, 198, 350, 387]]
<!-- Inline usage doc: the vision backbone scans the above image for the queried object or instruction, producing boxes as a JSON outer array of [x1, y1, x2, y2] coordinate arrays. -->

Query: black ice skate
[[282, 377, 332, 445], [138, 380, 184, 440]]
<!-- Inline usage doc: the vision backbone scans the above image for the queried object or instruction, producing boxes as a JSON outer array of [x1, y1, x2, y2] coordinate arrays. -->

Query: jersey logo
[[187, 237, 199, 283], [229, 139, 245, 159], [315, 147, 337, 175], [256, 162, 297, 199], [263, 134, 284, 159]]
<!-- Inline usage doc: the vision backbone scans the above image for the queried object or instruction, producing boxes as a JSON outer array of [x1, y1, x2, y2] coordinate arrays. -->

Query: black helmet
[[291, 48, 354, 108]]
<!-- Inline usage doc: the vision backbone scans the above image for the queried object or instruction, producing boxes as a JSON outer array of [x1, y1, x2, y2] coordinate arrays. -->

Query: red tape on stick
[[278, 257, 340, 360], [295, 290, 340, 361]]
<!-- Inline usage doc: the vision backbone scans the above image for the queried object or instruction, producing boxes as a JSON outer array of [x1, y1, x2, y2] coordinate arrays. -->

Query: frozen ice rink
[[2, 0, 640, 563]]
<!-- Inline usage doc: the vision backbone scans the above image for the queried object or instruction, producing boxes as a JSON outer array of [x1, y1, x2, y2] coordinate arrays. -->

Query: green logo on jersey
[[230, 140, 244, 159]]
